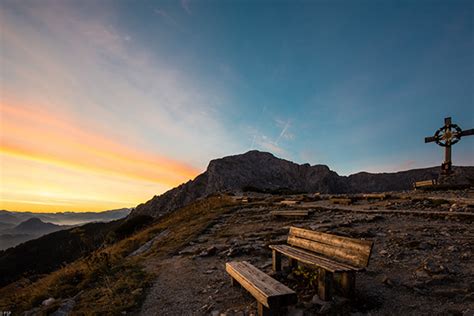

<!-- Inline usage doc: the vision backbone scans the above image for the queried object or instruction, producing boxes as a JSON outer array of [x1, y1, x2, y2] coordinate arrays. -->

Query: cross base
[[441, 161, 452, 175]]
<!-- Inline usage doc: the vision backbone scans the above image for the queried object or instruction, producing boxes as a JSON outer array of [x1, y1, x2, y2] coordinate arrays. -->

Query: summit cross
[[425, 117, 474, 174]]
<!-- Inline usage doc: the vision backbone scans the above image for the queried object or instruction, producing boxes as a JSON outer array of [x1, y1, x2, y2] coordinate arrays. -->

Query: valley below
[[0, 209, 131, 250]]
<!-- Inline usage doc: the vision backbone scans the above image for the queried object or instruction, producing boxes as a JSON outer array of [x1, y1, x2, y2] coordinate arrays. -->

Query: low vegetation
[[0, 195, 236, 314], [0, 220, 122, 286]]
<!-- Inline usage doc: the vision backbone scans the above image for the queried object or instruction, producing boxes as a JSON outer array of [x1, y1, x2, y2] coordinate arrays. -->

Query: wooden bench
[[361, 193, 388, 200], [279, 200, 300, 206], [413, 179, 438, 190], [226, 261, 297, 316], [269, 227, 373, 301], [330, 198, 353, 205], [270, 210, 309, 218]]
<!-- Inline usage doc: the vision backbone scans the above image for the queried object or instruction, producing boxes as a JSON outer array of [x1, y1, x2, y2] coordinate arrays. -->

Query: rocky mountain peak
[[131, 151, 474, 218], [133, 151, 342, 218]]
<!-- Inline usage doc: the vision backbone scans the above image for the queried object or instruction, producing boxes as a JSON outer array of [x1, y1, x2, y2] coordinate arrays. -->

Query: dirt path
[[138, 207, 265, 316]]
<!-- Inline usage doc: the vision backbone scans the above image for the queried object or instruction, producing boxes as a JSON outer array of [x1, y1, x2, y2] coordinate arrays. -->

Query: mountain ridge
[[132, 150, 474, 218]]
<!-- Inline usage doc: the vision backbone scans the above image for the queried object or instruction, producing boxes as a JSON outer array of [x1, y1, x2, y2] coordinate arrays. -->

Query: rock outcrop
[[132, 150, 474, 218]]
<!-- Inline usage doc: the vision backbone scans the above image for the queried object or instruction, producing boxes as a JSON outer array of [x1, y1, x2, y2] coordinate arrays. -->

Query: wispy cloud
[[275, 118, 293, 144], [246, 128, 288, 158], [181, 0, 192, 15], [256, 135, 287, 157], [154, 8, 178, 25]]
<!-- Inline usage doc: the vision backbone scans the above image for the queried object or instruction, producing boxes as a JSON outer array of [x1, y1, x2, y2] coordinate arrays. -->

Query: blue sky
[[134, 1, 474, 174], [1, 0, 473, 211], [118, 0, 474, 174]]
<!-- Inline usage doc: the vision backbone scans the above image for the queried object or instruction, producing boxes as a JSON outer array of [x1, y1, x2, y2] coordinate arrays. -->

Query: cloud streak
[[275, 119, 292, 145], [0, 101, 200, 212]]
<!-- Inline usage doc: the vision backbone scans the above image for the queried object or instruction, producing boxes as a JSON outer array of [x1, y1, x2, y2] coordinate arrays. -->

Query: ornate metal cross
[[425, 117, 474, 174]]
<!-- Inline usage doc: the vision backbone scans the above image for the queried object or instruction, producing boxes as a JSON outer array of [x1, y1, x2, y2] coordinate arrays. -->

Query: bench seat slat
[[270, 244, 361, 272], [226, 261, 297, 308]]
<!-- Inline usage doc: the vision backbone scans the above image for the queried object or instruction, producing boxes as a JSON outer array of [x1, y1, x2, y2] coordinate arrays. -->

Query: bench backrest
[[287, 227, 373, 269]]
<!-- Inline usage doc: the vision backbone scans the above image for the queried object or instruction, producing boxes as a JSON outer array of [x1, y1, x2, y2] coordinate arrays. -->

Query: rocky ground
[[137, 189, 474, 316]]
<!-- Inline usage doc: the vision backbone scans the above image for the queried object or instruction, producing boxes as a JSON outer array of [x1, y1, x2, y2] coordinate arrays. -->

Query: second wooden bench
[[269, 227, 373, 301]]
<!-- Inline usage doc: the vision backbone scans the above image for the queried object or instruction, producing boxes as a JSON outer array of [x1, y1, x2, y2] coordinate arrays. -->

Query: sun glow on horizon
[[0, 100, 201, 213]]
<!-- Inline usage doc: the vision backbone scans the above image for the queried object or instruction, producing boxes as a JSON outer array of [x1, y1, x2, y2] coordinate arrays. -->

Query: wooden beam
[[425, 136, 436, 143], [460, 128, 474, 137], [445, 145, 452, 164]]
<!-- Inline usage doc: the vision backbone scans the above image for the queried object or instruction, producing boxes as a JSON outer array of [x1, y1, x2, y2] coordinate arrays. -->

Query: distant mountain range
[[133, 150, 474, 218], [0, 208, 131, 250], [0, 208, 131, 226], [0, 218, 67, 250]]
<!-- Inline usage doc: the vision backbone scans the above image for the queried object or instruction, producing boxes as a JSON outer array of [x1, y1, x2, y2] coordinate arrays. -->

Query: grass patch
[[143, 195, 238, 256]]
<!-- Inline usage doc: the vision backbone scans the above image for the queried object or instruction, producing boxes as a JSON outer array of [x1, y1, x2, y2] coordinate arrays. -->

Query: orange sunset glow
[[0, 101, 200, 212]]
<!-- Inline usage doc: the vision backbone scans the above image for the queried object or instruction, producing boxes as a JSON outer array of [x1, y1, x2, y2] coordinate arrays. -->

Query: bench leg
[[318, 268, 333, 301], [257, 302, 278, 316], [258, 303, 268, 316], [272, 250, 281, 272], [230, 277, 239, 287], [340, 272, 355, 297]]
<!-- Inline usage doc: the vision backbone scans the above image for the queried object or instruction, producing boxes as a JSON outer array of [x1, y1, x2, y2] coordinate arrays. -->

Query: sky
[[0, 0, 473, 212]]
